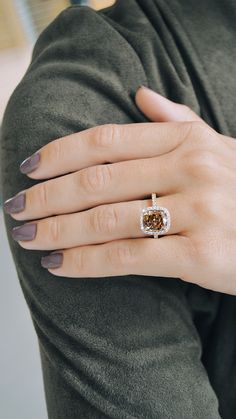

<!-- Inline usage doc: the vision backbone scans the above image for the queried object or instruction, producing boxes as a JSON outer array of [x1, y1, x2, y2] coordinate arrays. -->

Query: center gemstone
[[143, 209, 164, 231]]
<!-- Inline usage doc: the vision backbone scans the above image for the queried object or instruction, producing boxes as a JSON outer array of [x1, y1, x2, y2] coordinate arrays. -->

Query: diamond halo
[[140, 193, 171, 238]]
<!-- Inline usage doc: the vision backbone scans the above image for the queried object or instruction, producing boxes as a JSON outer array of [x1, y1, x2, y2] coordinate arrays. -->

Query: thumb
[[135, 86, 203, 122]]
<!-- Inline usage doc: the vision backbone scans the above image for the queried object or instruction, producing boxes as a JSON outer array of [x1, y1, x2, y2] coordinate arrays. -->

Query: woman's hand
[[4, 87, 236, 295]]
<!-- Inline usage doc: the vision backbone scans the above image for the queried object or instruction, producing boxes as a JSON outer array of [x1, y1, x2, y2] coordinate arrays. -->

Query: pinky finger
[[41, 235, 192, 280]]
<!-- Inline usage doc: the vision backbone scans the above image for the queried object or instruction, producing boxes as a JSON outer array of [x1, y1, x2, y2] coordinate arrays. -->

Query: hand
[[4, 87, 236, 295]]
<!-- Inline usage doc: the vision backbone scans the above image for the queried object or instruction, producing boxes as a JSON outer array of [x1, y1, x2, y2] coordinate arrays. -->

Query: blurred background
[[0, 1, 115, 418], [0, 0, 115, 123]]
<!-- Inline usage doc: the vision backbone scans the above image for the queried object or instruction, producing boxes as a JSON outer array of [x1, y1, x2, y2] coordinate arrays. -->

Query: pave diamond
[[140, 205, 171, 237]]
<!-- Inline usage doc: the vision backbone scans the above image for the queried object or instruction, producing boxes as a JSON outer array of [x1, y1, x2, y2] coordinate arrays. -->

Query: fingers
[[19, 89, 206, 181], [19, 121, 190, 180], [135, 86, 203, 123], [19, 88, 203, 181], [13, 194, 191, 250], [8, 154, 181, 221], [41, 235, 191, 279]]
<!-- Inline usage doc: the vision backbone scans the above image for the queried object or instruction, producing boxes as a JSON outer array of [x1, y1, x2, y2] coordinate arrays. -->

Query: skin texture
[[3, 87, 236, 295]]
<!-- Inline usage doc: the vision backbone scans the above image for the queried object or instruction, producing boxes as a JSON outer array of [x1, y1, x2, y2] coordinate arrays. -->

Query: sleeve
[[1, 3, 149, 345], [0, 5, 220, 419], [2, 5, 148, 153], [0, 5, 150, 416]]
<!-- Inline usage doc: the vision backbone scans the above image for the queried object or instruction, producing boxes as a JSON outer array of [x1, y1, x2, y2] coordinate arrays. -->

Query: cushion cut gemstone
[[143, 209, 165, 232], [140, 205, 170, 236]]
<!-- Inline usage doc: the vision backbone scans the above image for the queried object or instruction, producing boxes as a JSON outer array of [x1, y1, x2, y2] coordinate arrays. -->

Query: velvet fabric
[[1, 1, 236, 417]]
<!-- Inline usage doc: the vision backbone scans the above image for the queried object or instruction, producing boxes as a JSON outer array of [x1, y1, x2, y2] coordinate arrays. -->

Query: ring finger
[[12, 194, 191, 250], [6, 153, 180, 222]]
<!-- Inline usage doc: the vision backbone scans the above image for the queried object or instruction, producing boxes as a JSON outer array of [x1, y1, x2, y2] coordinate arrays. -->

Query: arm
[[1, 4, 221, 418]]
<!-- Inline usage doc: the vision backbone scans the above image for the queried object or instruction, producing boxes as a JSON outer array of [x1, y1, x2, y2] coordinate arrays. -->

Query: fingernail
[[41, 253, 63, 269], [11, 223, 37, 241], [137, 85, 150, 91], [4, 192, 26, 214], [20, 152, 40, 174]]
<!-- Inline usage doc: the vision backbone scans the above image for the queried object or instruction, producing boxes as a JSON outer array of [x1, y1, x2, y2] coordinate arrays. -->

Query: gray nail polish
[[41, 253, 63, 269], [11, 223, 37, 241], [20, 152, 40, 174], [4, 192, 26, 214]]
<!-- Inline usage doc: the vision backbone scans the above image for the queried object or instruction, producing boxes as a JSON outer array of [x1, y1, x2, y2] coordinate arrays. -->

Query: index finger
[[19, 122, 191, 179]]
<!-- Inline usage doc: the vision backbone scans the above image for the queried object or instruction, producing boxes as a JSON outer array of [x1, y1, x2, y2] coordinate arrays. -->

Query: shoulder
[[1, 4, 147, 152], [29, 3, 146, 76]]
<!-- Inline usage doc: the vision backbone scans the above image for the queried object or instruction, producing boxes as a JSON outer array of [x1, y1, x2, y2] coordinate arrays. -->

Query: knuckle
[[73, 248, 86, 273], [180, 235, 226, 287], [37, 182, 49, 208], [48, 216, 61, 243], [90, 205, 118, 235], [48, 138, 63, 163], [79, 164, 112, 193], [193, 235, 223, 275], [177, 236, 197, 279], [183, 149, 217, 180], [106, 243, 134, 270], [198, 245, 215, 268], [93, 124, 120, 148], [194, 190, 220, 220]]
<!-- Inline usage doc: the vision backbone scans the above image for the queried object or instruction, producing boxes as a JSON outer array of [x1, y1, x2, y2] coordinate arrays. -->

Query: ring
[[140, 193, 171, 239]]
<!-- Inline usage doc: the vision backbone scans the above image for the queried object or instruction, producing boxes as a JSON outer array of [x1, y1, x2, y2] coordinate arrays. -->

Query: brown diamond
[[143, 210, 164, 232]]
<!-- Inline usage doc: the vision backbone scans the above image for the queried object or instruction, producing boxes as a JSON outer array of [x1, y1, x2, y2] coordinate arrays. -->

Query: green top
[[1, 2, 235, 417], [2, 0, 236, 154]]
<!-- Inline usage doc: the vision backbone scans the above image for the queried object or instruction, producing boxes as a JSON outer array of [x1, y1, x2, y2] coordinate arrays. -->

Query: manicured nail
[[41, 253, 63, 269], [11, 223, 37, 241], [20, 152, 40, 174], [4, 192, 26, 214]]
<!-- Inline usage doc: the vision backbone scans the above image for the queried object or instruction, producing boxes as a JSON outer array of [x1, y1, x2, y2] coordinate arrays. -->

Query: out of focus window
[[0, 0, 116, 122], [0, 1, 70, 48]]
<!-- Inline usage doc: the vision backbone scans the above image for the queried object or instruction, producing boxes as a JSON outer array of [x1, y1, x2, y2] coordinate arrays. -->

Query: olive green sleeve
[[0, 5, 223, 418], [1, 3, 150, 285]]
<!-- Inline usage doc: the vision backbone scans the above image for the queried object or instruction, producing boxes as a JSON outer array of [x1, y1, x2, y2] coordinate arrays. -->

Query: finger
[[9, 154, 182, 221], [19, 121, 190, 180], [13, 194, 190, 250], [40, 235, 191, 279], [135, 86, 203, 123]]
